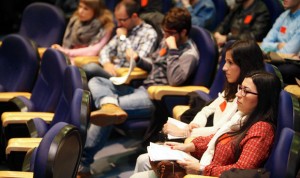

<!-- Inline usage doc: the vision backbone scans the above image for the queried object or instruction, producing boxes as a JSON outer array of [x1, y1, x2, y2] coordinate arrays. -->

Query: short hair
[[115, 0, 141, 17], [223, 40, 265, 101], [162, 7, 192, 35]]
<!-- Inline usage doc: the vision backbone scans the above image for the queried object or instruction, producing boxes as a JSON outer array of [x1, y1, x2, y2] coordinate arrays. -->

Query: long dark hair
[[223, 40, 265, 101], [229, 71, 281, 160]]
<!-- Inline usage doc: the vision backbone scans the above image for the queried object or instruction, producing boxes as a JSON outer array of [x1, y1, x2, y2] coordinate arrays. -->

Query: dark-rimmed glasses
[[116, 16, 130, 23], [237, 84, 258, 97]]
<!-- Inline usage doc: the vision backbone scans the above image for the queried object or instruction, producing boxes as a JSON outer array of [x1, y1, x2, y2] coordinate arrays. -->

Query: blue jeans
[[81, 77, 155, 168]]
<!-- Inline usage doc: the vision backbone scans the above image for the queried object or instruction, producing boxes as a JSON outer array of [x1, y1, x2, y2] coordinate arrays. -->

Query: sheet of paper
[[167, 117, 188, 140], [147, 142, 192, 161], [109, 55, 136, 85]]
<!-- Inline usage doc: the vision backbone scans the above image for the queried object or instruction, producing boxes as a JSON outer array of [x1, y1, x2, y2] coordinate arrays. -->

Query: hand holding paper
[[109, 53, 136, 85]]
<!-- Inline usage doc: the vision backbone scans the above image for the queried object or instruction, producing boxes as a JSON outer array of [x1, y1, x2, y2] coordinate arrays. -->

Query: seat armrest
[[0, 92, 31, 102], [147, 86, 210, 100], [173, 105, 190, 120], [0, 171, 33, 178], [116, 67, 148, 84], [6, 137, 42, 154], [2, 112, 54, 127], [38, 47, 47, 58], [73, 56, 99, 67]]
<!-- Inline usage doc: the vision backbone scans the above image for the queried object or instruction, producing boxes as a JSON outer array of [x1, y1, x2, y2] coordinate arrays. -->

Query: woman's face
[[236, 77, 258, 115], [222, 50, 241, 83], [78, 2, 95, 22]]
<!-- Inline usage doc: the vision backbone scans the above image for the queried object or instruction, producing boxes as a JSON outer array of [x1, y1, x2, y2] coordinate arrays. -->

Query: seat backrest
[[49, 66, 89, 139], [68, 89, 91, 146], [104, 0, 118, 11], [19, 2, 66, 47], [189, 26, 218, 88], [162, 0, 173, 13], [286, 129, 300, 178], [211, 0, 229, 31], [29, 48, 68, 112], [264, 90, 296, 176], [265, 127, 294, 178], [0, 34, 39, 92], [33, 122, 82, 178], [262, 0, 284, 24]]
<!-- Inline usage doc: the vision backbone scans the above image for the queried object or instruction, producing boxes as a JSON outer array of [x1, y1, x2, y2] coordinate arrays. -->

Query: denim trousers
[[81, 77, 154, 168]]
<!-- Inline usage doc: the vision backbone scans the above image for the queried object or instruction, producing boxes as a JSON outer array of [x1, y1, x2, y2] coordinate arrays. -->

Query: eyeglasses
[[116, 16, 130, 23], [237, 84, 258, 97]]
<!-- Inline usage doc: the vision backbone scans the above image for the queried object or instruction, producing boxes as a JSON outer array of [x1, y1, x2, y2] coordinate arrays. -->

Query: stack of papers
[[147, 142, 192, 161]]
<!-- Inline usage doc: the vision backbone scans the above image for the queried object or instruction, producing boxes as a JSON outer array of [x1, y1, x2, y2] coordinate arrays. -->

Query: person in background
[[261, 0, 300, 54], [81, 0, 158, 79], [52, 0, 114, 63], [260, 0, 300, 85], [133, 40, 266, 173], [77, 7, 199, 178], [174, 0, 216, 31], [214, 0, 270, 48], [131, 71, 281, 177]]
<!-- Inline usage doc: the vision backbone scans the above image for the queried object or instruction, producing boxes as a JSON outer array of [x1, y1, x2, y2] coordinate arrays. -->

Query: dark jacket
[[216, 0, 271, 42]]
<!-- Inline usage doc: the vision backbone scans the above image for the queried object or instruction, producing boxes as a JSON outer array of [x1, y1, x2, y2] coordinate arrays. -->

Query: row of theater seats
[[0, 34, 91, 177]]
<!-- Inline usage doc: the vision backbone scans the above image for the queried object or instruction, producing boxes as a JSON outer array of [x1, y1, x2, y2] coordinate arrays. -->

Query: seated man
[[260, 0, 300, 85], [174, 0, 217, 31], [82, 0, 158, 79], [77, 7, 200, 177], [214, 0, 270, 47]]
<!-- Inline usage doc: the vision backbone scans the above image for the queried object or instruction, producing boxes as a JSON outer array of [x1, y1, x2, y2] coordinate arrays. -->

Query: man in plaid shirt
[[82, 0, 158, 79]]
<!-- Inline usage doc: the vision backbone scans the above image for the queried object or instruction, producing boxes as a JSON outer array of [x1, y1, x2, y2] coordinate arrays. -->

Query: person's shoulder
[[248, 121, 274, 136]]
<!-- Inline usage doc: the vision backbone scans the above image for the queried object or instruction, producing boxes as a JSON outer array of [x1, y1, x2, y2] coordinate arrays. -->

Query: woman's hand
[[188, 123, 200, 131], [177, 157, 202, 174], [162, 123, 187, 136], [165, 142, 195, 152]]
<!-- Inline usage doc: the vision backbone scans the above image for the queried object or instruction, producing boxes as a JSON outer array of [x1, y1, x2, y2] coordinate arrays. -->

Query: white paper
[[167, 117, 188, 140], [109, 55, 136, 85], [147, 142, 192, 161]]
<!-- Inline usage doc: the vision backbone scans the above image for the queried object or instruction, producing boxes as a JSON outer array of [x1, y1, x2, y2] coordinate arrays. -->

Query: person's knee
[[136, 153, 151, 172], [82, 63, 101, 80]]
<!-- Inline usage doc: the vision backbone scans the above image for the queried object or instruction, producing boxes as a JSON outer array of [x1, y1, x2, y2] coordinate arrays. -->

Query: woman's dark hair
[[223, 40, 265, 101], [229, 71, 282, 160], [162, 7, 191, 35]]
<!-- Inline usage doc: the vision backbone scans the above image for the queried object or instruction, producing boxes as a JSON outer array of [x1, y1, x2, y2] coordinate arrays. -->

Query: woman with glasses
[[133, 40, 267, 173], [52, 0, 114, 63], [132, 71, 281, 177]]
